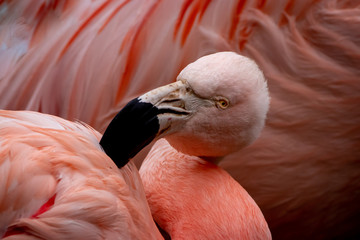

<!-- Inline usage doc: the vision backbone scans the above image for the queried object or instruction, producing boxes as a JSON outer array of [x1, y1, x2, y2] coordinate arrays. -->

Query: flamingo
[[1, 0, 359, 239], [139, 52, 271, 239], [1, 52, 270, 239]]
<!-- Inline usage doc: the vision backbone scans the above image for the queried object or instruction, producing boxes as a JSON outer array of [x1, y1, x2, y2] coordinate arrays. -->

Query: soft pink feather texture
[[1, 0, 359, 239], [0, 110, 162, 239], [140, 138, 271, 240]]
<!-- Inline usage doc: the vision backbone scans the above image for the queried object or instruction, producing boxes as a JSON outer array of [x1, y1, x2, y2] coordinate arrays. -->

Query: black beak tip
[[100, 97, 160, 168]]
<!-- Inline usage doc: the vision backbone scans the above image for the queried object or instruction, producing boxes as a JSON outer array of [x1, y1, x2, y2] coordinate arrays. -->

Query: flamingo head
[[100, 52, 269, 167]]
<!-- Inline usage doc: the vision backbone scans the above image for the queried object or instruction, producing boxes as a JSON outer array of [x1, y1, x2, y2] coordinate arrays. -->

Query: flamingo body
[[0, 110, 162, 239]]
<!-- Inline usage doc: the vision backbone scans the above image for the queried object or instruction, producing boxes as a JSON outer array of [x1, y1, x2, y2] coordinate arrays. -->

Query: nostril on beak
[[156, 98, 190, 116], [160, 98, 185, 109]]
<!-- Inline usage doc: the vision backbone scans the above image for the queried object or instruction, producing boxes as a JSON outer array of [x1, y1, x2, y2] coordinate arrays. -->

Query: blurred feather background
[[1, 0, 359, 239]]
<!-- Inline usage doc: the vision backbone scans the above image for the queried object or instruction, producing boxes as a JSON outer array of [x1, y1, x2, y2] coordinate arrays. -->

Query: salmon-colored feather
[[140, 139, 271, 240], [0, 110, 162, 239], [1, 0, 359, 239]]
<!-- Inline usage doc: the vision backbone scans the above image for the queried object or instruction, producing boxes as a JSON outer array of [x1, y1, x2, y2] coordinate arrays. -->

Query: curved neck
[[139, 139, 271, 239]]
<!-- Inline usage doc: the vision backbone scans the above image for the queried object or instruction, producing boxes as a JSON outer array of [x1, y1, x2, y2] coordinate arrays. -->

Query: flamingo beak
[[100, 80, 194, 168], [139, 79, 194, 134]]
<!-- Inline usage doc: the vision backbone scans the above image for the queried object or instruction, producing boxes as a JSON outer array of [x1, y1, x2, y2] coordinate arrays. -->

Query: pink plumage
[[0, 110, 162, 239], [1, 0, 359, 239], [141, 139, 271, 240]]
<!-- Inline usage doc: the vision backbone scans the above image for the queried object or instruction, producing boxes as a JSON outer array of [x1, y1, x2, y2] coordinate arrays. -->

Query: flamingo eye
[[216, 98, 229, 109]]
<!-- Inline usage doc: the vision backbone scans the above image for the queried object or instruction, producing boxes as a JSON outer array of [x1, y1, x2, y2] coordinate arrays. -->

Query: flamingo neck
[[140, 139, 271, 239]]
